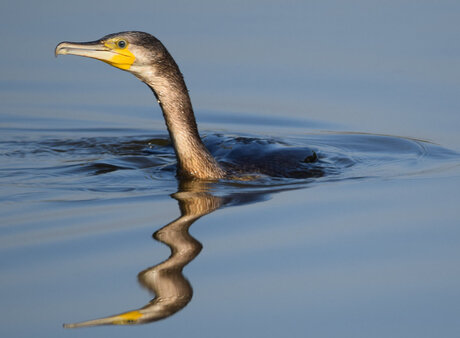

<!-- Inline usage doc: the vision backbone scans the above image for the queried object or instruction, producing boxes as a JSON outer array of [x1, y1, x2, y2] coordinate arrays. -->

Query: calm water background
[[1, 1, 460, 337]]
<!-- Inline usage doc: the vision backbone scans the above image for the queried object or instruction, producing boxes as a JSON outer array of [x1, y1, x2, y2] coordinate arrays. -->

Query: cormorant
[[56, 31, 317, 180]]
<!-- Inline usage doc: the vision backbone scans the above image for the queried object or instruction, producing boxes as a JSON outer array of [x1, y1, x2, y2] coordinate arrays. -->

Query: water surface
[[1, 1, 460, 338]]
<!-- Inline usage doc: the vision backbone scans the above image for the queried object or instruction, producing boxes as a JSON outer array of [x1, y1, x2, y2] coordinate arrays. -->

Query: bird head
[[55, 31, 173, 81]]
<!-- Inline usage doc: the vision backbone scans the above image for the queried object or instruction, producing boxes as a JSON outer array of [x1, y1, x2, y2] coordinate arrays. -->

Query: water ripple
[[0, 130, 459, 201]]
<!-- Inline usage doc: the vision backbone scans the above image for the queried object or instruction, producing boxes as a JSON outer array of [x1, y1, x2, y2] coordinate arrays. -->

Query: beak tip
[[55, 42, 64, 58]]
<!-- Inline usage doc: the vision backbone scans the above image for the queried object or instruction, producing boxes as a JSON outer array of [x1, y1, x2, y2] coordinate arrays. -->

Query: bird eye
[[117, 40, 127, 49]]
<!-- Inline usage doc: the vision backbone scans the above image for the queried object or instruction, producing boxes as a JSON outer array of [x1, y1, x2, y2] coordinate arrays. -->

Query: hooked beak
[[55, 40, 135, 70], [55, 40, 107, 58]]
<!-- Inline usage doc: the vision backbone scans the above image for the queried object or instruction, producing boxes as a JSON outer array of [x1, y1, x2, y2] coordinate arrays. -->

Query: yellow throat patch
[[102, 39, 135, 70]]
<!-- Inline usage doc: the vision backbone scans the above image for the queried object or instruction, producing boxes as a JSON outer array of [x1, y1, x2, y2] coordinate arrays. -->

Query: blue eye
[[117, 40, 127, 48]]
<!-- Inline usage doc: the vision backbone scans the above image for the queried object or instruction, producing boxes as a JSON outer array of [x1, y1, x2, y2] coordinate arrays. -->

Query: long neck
[[140, 67, 226, 179]]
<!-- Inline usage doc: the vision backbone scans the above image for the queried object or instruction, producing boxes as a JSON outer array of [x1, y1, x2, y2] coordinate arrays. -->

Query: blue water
[[1, 1, 460, 338]]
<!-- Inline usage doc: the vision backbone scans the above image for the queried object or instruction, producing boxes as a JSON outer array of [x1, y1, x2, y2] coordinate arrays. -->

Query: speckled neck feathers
[[129, 39, 226, 179]]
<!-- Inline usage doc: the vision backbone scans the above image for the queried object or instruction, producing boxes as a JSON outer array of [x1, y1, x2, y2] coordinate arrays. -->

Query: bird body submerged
[[56, 31, 317, 180]]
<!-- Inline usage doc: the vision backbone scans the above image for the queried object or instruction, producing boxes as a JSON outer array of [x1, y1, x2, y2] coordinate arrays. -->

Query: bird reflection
[[64, 180, 223, 328]]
